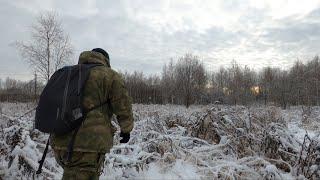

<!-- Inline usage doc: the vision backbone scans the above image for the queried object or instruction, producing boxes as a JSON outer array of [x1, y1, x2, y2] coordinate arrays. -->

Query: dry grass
[[1, 103, 319, 179]]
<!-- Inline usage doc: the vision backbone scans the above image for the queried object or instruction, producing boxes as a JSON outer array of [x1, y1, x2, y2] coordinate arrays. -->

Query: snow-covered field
[[0, 103, 319, 179]]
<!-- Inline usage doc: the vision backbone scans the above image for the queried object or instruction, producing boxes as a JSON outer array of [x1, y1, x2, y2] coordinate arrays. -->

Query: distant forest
[[122, 54, 320, 108], [1, 54, 320, 108]]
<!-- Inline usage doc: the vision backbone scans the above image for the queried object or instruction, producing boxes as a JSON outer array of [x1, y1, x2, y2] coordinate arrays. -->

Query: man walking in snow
[[51, 48, 134, 179]]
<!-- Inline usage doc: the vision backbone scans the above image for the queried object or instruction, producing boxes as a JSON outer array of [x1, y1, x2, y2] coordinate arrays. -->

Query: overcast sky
[[1, 0, 320, 81]]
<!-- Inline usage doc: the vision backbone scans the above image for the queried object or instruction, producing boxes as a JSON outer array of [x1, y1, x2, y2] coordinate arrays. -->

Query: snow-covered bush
[[0, 103, 319, 179]]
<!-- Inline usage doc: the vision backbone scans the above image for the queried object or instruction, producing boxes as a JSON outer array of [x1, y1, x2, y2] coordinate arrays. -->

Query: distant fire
[[223, 87, 231, 95], [251, 86, 260, 95]]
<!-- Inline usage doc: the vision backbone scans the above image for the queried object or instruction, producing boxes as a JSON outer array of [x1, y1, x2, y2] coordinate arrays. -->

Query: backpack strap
[[63, 63, 109, 162], [36, 63, 109, 174], [64, 126, 80, 162], [36, 137, 50, 174], [64, 99, 111, 162], [36, 99, 110, 174]]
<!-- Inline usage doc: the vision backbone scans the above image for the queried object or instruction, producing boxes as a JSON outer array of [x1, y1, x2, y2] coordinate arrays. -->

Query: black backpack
[[35, 63, 105, 174]]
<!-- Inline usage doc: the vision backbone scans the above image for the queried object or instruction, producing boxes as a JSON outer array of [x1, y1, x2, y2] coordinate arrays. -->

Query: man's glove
[[120, 132, 130, 143]]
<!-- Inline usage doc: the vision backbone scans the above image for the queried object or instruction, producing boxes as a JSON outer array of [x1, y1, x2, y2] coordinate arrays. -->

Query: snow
[[102, 160, 200, 180], [0, 103, 319, 179]]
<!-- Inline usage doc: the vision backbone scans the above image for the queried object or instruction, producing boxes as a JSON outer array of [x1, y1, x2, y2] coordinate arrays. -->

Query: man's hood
[[78, 51, 110, 67]]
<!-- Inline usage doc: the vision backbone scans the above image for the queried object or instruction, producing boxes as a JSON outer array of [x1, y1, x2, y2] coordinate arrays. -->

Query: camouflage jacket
[[51, 51, 134, 153]]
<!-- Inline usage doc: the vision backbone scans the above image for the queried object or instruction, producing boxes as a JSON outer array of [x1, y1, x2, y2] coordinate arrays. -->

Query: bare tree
[[161, 59, 176, 104], [16, 12, 73, 82], [5, 77, 18, 90], [175, 54, 207, 107]]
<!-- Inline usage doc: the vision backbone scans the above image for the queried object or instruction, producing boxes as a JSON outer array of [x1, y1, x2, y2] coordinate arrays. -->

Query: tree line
[[122, 54, 320, 108], [2, 54, 320, 108], [0, 77, 43, 102]]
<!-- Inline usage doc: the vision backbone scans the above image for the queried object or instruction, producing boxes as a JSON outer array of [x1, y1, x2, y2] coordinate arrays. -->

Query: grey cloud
[[0, 1, 36, 80], [1, 0, 320, 80], [263, 22, 320, 43], [307, 8, 320, 20], [260, 9, 320, 59]]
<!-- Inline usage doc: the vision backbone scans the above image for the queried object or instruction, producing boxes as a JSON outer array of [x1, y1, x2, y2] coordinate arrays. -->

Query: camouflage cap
[[92, 48, 109, 59]]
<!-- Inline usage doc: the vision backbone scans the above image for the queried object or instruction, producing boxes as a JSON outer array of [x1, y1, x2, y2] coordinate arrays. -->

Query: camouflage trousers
[[54, 150, 105, 180]]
